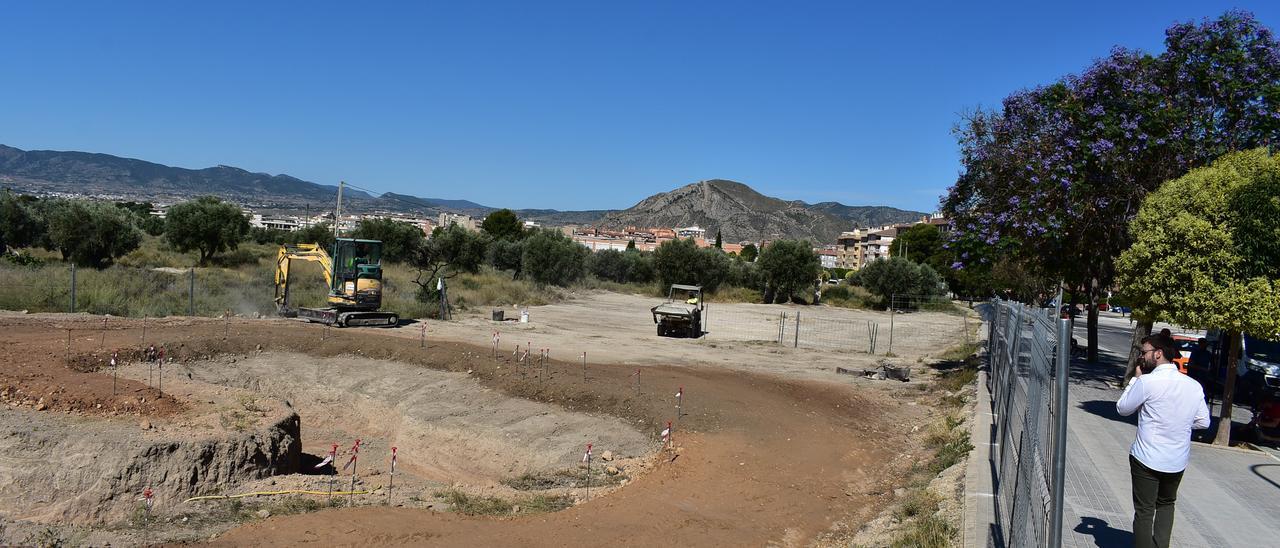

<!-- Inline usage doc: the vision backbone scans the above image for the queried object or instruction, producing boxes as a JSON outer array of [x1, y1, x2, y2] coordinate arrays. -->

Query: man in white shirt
[[1117, 334, 1211, 548]]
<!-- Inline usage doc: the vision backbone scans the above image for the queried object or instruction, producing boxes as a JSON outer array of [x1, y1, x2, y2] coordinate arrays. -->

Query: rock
[[601, 450, 614, 462], [140, 419, 152, 430], [35, 401, 48, 411], [255, 344, 263, 351], [511, 505, 521, 514], [605, 465, 619, 475], [256, 509, 271, 519]]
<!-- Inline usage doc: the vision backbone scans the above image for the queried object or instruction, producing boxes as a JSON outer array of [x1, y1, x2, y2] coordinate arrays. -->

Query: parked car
[[1204, 330, 1280, 404]]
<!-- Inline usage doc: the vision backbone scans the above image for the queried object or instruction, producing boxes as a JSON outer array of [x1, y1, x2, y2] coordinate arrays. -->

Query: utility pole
[[334, 182, 344, 240]]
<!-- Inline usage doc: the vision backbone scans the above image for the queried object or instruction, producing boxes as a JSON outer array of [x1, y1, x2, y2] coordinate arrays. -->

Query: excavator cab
[[328, 238, 385, 310]]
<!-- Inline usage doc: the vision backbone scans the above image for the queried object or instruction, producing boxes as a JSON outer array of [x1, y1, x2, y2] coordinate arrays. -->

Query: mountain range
[[0, 144, 928, 242]]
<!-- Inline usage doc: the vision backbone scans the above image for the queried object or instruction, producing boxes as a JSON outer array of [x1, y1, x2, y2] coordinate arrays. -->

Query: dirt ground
[[0, 292, 971, 546]]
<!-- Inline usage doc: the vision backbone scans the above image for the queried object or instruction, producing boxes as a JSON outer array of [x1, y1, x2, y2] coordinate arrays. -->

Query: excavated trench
[[0, 350, 653, 529]]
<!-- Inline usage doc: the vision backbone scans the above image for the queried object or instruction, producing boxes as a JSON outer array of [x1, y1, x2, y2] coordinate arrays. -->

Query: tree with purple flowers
[[943, 10, 1280, 365]]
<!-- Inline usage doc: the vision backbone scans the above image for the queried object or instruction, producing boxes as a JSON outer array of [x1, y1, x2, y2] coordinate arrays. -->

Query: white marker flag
[[315, 446, 336, 469], [342, 453, 357, 471], [390, 447, 398, 474], [675, 388, 682, 399], [660, 427, 671, 441], [582, 444, 593, 463]]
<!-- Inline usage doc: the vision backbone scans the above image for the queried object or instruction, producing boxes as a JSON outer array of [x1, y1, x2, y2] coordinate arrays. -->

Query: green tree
[[1116, 149, 1280, 445], [485, 238, 525, 276], [740, 243, 758, 262], [757, 240, 820, 304], [289, 222, 336, 249], [480, 209, 524, 240], [588, 249, 630, 283], [858, 257, 944, 307], [522, 228, 588, 286], [626, 239, 637, 251], [164, 196, 251, 265], [0, 191, 44, 253], [249, 226, 290, 245], [44, 199, 141, 268], [654, 238, 729, 292], [410, 224, 489, 300], [351, 218, 426, 263], [889, 224, 947, 271], [714, 230, 722, 249]]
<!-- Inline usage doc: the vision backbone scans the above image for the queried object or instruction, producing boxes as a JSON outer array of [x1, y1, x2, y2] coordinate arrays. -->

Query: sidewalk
[[966, 346, 1280, 546]]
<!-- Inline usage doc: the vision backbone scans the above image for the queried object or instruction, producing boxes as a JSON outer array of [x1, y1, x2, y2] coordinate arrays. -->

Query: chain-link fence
[[985, 299, 1070, 547], [705, 303, 969, 355]]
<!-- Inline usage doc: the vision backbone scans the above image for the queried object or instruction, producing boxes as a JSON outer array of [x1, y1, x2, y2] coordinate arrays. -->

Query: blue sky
[[2, 1, 1277, 212]]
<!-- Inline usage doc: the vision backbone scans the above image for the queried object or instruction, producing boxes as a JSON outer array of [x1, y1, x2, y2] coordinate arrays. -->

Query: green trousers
[[1130, 454, 1184, 548]]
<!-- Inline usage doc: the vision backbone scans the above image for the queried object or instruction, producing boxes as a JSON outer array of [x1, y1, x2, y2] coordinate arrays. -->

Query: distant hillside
[[0, 144, 368, 206], [595, 179, 926, 243], [805, 202, 930, 230], [0, 145, 926, 236], [0, 144, 615, 222]]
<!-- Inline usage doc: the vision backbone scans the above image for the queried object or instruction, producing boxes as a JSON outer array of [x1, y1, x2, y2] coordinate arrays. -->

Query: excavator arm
[[274, 243, 334, 310]]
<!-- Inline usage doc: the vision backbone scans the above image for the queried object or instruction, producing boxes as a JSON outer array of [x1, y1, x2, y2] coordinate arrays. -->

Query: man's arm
[[1116, 377, 1144, 416], [1192, 392, 1211, 429]]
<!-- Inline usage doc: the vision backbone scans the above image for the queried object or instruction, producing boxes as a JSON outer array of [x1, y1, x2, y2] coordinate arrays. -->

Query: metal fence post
[[793, 310, 800, 348], [69, 263, 76, 313], [1049, 317, 1071, 548], [188, 268, 195, 316], [888, 306, 895, 355]]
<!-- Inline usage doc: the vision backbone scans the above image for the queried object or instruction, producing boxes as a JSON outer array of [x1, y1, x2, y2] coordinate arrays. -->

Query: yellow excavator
[[274, 239, 400, 327]]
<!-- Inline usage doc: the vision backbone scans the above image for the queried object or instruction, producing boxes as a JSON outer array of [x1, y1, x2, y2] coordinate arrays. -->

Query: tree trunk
[[1124, 320, 1154, 387], [1213, 331, 1241, 446], [1086, 277, 1100, 363]]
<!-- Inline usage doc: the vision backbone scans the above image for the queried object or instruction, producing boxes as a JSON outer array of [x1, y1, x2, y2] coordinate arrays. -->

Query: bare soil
[[0, 292, 970, 546]]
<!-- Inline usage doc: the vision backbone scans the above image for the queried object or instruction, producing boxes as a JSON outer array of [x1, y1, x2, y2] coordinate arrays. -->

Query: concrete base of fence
[[964, 368, 997, 548]]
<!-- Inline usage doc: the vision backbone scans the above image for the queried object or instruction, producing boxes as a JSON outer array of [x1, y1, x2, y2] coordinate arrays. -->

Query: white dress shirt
[[1116, 363, 1211, 473]]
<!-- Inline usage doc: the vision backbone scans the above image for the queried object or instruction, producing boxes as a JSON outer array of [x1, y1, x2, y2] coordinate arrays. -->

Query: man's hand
[[1133, 364, 1144, 378]]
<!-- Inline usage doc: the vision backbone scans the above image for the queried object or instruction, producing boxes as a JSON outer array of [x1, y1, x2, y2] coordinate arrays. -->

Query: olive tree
[[522, 228, 588, 286], [44, 199, 142, 268], [164, 196, 250, 265], [756, 240, 819, 303]]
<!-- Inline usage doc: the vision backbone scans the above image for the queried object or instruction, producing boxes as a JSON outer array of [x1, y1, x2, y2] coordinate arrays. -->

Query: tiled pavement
[[967, 342, 1280, 547]]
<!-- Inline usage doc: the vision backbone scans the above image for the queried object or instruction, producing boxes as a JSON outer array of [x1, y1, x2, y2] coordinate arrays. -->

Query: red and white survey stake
[[582, 443, 593, 500], [661, 421, 673, 448], [143, 487, 154, 509], [344, 439, 362, 506], [675, 386, 683, 417], [387, 446, 398, 504]]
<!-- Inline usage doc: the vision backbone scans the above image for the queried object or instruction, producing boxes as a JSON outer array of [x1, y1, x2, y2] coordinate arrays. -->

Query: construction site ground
[[0, 290, 971, 546]]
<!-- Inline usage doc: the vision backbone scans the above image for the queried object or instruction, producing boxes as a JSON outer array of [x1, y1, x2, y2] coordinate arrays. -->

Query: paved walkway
[[966, 315, 1280, 547]]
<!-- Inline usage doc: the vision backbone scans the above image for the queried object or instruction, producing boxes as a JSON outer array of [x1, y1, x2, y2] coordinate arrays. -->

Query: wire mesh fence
[[704, 302, 968, 355], [0, 261, 432, 320], [985, 299, 1070, 548]]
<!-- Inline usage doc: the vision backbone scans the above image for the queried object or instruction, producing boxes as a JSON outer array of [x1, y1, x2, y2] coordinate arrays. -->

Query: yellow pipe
[[183, 489, 369, 503]]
